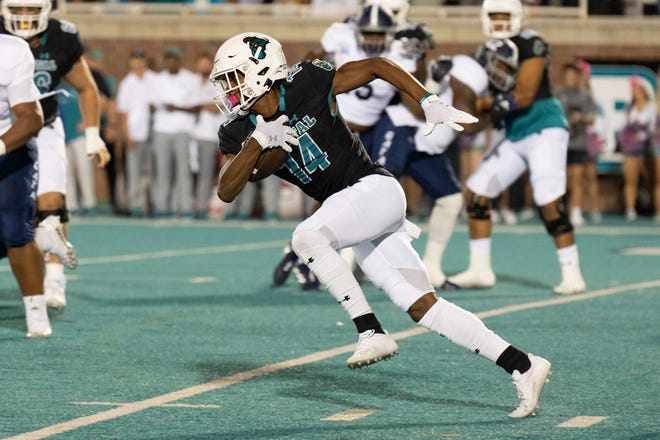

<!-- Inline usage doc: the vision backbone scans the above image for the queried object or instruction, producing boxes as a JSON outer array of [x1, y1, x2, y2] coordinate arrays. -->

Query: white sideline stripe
[[557, 416, 607, 428], [188, 277, 217, 284], [620, 247, 660, 256], [0, 240, 288, 272], [321, 409, 376, 421], [6, 280, 660, 440], [71, 402, 220, 409]]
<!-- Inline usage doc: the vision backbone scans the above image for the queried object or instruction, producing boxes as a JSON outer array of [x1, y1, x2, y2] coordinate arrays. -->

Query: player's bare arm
[[478, 56, 544, 112], [216, 141, 262, 202], [0, 101, 43, 153], [332, 57, 428, 103], [451, 77, 491, 135], [65, 57, 111, 167]]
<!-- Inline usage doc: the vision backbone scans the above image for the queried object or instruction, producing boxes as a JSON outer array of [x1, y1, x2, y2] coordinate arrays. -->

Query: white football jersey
[[321, 20, 416, 127], [0, 34, 40, 136], [414, 54, 488, 154]]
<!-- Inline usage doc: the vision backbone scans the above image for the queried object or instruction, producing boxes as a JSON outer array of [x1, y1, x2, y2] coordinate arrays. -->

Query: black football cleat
[[273, 244, 299, 286]]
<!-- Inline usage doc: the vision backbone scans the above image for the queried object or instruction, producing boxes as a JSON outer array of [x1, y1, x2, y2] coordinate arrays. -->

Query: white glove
[[420, 94, 479, 134], [251, 115, 298, 153], [85, 127, 106, 155]]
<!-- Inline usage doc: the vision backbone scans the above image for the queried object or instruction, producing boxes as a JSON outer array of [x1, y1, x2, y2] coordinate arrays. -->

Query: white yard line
[[5, 280, 659, 440], [0, 240, 287, 272], [70, 402, 220, 409], [321, 409, 377, 421], [556, 416, 608, 428]]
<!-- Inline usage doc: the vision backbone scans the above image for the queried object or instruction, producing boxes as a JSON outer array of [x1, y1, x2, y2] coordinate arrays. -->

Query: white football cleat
[[35, 215, 78, 270], [422, 261, 446, 288], [44, 273, 67, 310], [553, 263, 586, 295], [346, 330, 399, 369], [448, 254, 496, 289], [24, 295, 52, 339], [509, 354, 551, 418]]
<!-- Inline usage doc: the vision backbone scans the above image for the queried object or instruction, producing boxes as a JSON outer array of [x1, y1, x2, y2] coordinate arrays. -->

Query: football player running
[[0, 34, 49, 337], [448, 0, 586, 295], [212, 31, 551, 418], [1, 0, 111, 310]]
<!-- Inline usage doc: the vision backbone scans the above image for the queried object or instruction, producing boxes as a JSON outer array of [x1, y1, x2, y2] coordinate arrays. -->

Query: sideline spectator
[[617, 75, 657, 221], [150, 46, 200, 218], [116, 48, 156, 218], [555, 62, 596, 226], [59, 82, 96, 216]]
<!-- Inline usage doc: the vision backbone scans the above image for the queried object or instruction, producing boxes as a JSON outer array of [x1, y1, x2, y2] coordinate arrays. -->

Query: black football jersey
[[0, 19, 84, 123], [218, 59, 392, 203], [508, 30, 552, 100]]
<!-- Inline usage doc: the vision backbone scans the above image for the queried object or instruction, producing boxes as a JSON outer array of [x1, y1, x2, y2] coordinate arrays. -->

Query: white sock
[[419, 298, 510, 363], [46, 262, 64, 278], [469, 238, 491, 256], [557, 244, 579, 266], [423, 193, 462, 270], [292, 229, 372, 319]]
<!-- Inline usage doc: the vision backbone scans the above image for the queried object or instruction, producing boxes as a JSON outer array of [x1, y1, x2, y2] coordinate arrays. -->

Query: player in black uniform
[[449, 0, 586, 295], [212, 32, 551, 418], [1, 0, 111, 310]]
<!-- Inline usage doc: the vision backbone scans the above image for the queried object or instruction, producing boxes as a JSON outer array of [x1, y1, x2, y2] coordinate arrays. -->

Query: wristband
[[419, 93, 435, 108], [492, 93, 517, 114], [0, 139, 5, 155], [85, 126, 101, 139]]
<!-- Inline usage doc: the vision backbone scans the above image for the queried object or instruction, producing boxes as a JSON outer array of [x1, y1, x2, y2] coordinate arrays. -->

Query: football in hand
[[249, 147, 289, 182]]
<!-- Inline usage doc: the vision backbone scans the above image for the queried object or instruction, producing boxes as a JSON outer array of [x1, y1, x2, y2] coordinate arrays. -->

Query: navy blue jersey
[[0, 19, 84, 123], [509, 30, 552, 100], [218, 59, 392, 203]]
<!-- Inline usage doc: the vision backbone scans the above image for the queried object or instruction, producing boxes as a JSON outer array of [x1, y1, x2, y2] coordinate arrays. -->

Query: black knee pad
[[467, 195, 491, 220], [35, 207, 69, 225], [542, 208, 574, 237]]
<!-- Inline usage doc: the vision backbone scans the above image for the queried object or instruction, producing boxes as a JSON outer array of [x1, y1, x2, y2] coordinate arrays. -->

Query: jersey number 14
[[283, 133, 330, 184]]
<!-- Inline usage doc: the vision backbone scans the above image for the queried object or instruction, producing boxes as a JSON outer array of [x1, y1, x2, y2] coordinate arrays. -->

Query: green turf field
[[1, 215, 658, 440]]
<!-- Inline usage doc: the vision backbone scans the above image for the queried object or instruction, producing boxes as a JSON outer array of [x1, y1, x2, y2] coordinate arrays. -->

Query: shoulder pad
[[519, 29, 540, 39], [312, 59, 334, 71], [59, 19, 78, 34]]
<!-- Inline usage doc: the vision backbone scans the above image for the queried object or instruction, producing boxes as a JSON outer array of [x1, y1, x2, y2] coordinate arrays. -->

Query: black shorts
[[567, 150, 591, 165]]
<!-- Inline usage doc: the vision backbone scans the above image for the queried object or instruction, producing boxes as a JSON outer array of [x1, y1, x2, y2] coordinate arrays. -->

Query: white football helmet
[[210, 32, 288, 115], [365, 0, 409, 29], [355, 4, 396, 57], [481, 0, 523, 39], [2, 0, 51, 40]]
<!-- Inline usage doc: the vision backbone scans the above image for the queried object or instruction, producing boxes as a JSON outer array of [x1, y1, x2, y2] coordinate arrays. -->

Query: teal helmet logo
[[243, 36, 269, 60]]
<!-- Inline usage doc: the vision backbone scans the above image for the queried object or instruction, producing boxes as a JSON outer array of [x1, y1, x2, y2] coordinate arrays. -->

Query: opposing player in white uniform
[[1, 0, 110, 309], [448, 0, 586, 295], [0, 34, 71, 337], [372, 52, 491, 288]]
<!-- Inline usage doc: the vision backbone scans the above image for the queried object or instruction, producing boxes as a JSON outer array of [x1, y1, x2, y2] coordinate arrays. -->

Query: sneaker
[[449, 268, 496, 289], [553, 263, 586, 295], [292, 260, 321, 291], [490, 209, 501, 224], [44, 273, 67, 309], [272, 245, 298, 286], [518, 207, 535, 222], [422, 260, 446, 288], [34, 215, 78, 270], [625, 210, 638, 222], [501, 208, 518, 225], [570, 213, 585, 227], [590, 211, 602, 224], [346, 330, 399, 369], [24, 295, 52, 339], [509, 354, 551, 418]]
